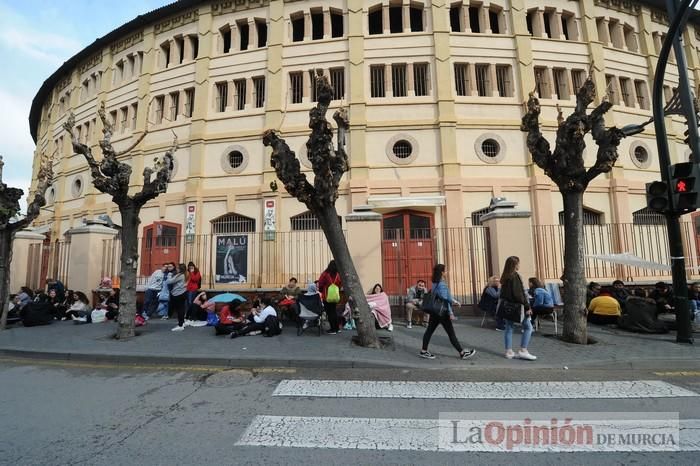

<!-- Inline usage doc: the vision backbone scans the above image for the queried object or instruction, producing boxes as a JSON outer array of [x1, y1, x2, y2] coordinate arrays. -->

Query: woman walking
[[498, 256, 537, 360], [419, 264, 476, 360], [168, 263, 188, 332], [318, 260, 342, 335]]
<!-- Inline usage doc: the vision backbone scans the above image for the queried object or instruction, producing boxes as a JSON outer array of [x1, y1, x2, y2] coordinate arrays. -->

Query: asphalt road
[[0, 358, 699, 466]]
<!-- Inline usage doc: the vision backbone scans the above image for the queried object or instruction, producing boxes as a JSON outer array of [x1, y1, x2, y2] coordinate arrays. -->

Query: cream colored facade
[[25, 0, 700, 294]]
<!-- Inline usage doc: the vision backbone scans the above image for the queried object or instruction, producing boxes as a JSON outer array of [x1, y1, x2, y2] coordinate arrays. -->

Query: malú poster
[[215, 235, 248, 283]]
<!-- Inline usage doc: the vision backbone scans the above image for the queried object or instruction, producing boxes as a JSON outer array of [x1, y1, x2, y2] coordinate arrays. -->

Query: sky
[[0, 0, 166, 208]]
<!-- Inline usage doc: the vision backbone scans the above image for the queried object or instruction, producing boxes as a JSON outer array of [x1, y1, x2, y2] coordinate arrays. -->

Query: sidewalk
[[0, 317, 697, 371]]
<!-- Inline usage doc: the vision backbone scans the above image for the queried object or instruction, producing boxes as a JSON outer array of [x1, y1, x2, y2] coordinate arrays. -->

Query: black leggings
[[323, 301, 338, 331], [422, 313, 463, 353], [171, 294, 187, 327]]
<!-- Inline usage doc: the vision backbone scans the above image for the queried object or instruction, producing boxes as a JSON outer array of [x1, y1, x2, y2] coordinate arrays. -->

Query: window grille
[[234, 79, 246, 110], [309, 70, 318, 102], [481, 139, 500, 158], [553, 68, 567, 99], [634, 80, 647, 109], [212, 213, 256, 234], [120, 107, 128, 133], [454, 63, 469, 96], [620, 77, 633, 106], [253, 77, 265, 108], [130, 104, 138, 129], [496, 65, 512, 97], [475, 64, 489, 97], [291, 211, 321, 231], [413, 63, 429, 96], [290, 72, 303, 103], [184, 88, 195, 117], [571, 69, 585, 92], [392, 140, 413, 159], [605, 75, 617, 104], [392, 64, 407, 97], [169, 92, 179, 121], [330, 68, 345, 100], [228, 151, 244, 168], [633, 207, 665, 225], [370, 65, 385, 97], [215, 82, 228, 112], [534, 67, 550, 98], [558, 208, 602, 225]]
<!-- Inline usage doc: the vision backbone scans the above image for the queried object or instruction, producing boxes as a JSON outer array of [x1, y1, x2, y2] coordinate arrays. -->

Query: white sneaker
[[505, 350, 515, 359], [407, 322, 412, 329], [190, 320, 207, 327], [161, 315, 169, 320], [171, 325, 185, 332], [387, 324, 394, 332], [517, 350, 537, 361]]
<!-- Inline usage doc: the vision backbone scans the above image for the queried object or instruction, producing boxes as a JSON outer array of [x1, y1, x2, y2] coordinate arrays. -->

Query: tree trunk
[[316, 206, 380, 348], [115, 206, 141, 339], [561, 191, 588, 344], [0, 230, 13, 331]]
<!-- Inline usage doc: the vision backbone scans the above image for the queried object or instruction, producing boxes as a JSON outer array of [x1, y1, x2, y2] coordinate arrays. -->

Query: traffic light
[[646, 180, 669, 212], [671, 162, 699, 213]]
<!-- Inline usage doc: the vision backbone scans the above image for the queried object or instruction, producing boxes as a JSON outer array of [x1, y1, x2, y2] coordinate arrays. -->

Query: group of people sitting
[[9, 279, 120, 327]]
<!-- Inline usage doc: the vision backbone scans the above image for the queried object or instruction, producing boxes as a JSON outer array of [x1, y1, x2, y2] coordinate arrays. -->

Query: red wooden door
[[140, 222, 181, 276], [381, 212, 434, 296]]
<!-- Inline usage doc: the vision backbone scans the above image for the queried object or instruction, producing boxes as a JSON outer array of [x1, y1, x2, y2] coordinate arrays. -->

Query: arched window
[[558, 208, 603, 225], [632, 207, 665, 225], [211, 213, 256, 234], [291, 211, 321, 231]]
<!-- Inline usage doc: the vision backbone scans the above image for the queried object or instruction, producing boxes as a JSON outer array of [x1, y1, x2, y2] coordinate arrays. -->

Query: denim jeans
[[143, 289, 159, 317], [504, 317, 533, 351]]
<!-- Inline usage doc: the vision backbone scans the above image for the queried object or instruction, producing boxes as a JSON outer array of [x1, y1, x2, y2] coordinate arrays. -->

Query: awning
[[367, 195, 446, 209], [586, 253, 671, 271]]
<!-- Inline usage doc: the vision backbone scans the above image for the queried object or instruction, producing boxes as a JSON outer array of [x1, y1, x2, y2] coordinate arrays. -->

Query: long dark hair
[[177, 263, 187, 275], [500, 256, 520, 284], [370, 283, 383, 294], [431, 264, 445, 284], [325, 260, 338, 276], [187, 261, 199, 273], [74, 291, 89, 305]]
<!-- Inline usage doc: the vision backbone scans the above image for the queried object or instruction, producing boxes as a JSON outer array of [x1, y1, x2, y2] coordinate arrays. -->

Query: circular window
[[228, 150, 244, 169], [392, 140, 413, 159], [474, 133, 506, 164], [220, 145, 249, 174], [71, 176, 84, 198], [481, 139, 500, 159], [385, 134, 419, 164], [629, 141, 652, 169]]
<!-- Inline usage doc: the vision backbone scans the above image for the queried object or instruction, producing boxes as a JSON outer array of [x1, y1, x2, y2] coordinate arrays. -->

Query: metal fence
[[101, 231, 335, 289], [26, 240, 71, 290], [533, 222, 700, 282]]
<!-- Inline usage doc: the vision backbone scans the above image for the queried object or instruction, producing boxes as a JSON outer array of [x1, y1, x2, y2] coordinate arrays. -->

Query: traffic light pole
[[653, 0, 695, 344]]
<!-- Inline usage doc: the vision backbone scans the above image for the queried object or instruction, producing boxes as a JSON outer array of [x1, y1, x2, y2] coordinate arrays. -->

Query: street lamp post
[[652, 0, 697, 344]]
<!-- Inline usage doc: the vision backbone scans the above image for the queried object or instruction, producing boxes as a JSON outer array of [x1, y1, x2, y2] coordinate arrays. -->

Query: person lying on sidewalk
[[230, 296, 279, 338]]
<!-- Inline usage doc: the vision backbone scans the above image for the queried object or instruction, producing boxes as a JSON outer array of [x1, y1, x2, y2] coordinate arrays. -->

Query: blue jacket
[[432, 280, 454, 315], [533, 287, 554, 308]]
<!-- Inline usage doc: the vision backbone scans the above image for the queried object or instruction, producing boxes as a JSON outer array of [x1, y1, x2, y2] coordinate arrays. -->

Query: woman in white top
[[230, 296, 277, 338]]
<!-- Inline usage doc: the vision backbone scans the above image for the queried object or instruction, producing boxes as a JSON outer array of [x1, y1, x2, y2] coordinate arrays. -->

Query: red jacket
[[186, 270, 202, 292], [318, 271, 341, 301], [218, 305, 244, 324]]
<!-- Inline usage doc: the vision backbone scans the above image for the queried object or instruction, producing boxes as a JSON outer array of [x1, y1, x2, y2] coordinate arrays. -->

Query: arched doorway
[[140, 221, 181, 276], [381, 211, 434, 296]]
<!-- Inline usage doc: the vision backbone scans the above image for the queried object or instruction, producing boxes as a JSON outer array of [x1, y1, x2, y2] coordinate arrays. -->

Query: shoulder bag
[[496, 299, 522, 323], [421, 291, 445, 317]]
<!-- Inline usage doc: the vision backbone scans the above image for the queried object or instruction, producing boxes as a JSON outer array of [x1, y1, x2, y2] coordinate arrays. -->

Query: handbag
[[421, 291, 445, 317], [496, 300, 522, 323]]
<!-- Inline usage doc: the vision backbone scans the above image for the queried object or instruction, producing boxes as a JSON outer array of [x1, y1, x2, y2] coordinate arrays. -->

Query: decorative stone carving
[[212, 0, 270, 16], [593, 0, 641, 15], [78, 53, 103, 75], [110, 31, 144, 54], [154, 10, 199, 34]]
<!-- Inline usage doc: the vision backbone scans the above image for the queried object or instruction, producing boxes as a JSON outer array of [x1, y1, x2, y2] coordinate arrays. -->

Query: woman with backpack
[[497, 256, 537, 361], [318, 260, 342, 335], [419, 264, 476, 360]]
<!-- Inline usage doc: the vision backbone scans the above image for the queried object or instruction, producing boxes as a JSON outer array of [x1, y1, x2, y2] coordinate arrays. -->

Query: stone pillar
[[462, 2, 470, 32], [533, 10, 545, 38], [249, 19, 258, 49], [323, 8, 331, 39], [65, 224, 118, 294], [480, 5, 491, 34], [488, 64, 498, 96], [481, 200, 536, 281], [407, 62, 415, 96], [10, 230, 45, 294], [403, 2, 411, 32], [345, 207, 383, 292], [304, 12, 311, 39], [383, 3, 390, 34]]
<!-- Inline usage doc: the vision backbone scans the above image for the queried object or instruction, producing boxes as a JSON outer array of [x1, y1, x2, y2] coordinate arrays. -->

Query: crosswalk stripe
[[235, 416, 700, 452], [273, 380, 698, 399]]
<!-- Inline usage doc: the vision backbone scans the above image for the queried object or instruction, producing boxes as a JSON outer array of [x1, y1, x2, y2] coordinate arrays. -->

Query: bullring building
[[23, 0, 700, 301]]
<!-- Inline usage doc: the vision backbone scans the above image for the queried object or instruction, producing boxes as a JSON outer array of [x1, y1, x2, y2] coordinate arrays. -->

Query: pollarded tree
[[0, 153, 53, 329], [262, 71, 380, 348], [521, 75, 627, 344], [64, 102, 177, 339]]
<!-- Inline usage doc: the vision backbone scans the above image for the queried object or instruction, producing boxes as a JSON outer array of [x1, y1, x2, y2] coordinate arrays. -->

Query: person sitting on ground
[[20, 293, 53, 327], [478, 276, 502, 330], [186, 291, 210, 323], [619, 288, 669, 333], [66, 291, 92, 323], [46, 278, 66, 303], [214, 300, 247, 335], [586, 282, 601, 308], [95, 289, 119, 320], [278, 277, 301, 321], [528, 277, 554, 329], [366, 283, 393, 332], [46, 288, 64, 320], [689, 282, 700, 322], [406, 279, 429, 329], [650, 281, 674, 316], [14, 287, 34, 312], [230, 296, 278, 338], [611, 280, 631, 307], [587, 288, 621, 325]]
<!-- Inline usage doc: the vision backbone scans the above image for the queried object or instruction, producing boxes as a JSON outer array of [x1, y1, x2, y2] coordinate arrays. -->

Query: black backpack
[[263, 314, 282, 336]]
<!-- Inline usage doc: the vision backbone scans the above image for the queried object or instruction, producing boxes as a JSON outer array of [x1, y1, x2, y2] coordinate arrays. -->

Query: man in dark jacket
[[21, 294, 53, 327], [650, 282, 674, 316]]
